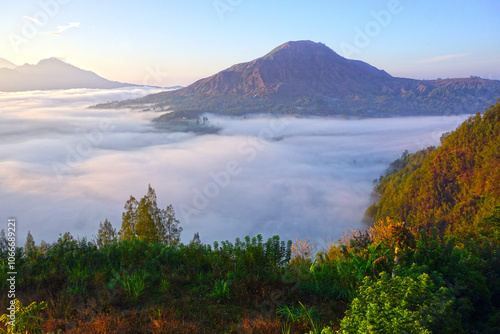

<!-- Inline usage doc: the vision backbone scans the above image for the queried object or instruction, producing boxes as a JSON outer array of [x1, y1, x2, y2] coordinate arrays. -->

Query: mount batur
[[95, 40, 500, 125]]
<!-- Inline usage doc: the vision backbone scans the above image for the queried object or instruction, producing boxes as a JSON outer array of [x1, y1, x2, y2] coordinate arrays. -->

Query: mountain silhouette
[[0, 58, 133, 92]]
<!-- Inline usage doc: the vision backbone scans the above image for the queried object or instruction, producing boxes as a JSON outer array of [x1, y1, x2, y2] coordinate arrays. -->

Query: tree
[[135, 185, 160, 242], [119, 185, 182, 244], [59, 232, 74, 243], [290, 238, 316, 265], [120, 195, 138, 241], [96, 219, 117, 247], [0, 229, 7, 253], [38, 240, 50, 255], [159, 205, 182, 246], [24, 231, 35, 257], [190, 232, 201, 245]]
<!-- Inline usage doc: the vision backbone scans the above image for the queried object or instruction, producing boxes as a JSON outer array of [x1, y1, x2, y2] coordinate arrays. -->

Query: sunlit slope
[[365, 100, 500, 236]]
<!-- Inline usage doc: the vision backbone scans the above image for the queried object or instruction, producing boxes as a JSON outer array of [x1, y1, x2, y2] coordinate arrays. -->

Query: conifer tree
[[120, 195, 139, 241], [24, 231, 35, 257], [134, 185, 160, 242]]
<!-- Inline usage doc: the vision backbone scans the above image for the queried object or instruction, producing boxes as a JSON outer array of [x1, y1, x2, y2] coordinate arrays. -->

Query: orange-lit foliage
[[369, 219, 416, 251], [366, 101, 500, 239], [291, 238, 317, 263]]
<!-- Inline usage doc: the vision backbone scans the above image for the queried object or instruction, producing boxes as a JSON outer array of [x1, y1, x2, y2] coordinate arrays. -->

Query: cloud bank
[[0, 88, 469, 247]]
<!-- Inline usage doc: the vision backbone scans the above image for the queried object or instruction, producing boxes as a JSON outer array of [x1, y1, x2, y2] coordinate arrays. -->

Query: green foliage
[[299, 301, 321, 334], [304, 233, 392, 304], [4, 224, 498, 332], [480, 205, 500, 240], [277, 302, 322, 333], [306, 327, 334, 334], [277, 303, 319, 326], [115, 271, 148, 305], [211, 235, 292, 283], [366, 101, 500, 238], [399, 228, 499, 332], [209, 279, 231, 303], [338, 272, 461, 334], [0, 299, 46, 334], [6, 232, 295, 332], [346, 242, 390, 281], [65, 262, 91, 296]]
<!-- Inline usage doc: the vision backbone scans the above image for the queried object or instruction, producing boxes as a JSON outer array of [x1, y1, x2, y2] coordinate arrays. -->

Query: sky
[[0, 87, 468, 245], [1, 0, 499, 86]]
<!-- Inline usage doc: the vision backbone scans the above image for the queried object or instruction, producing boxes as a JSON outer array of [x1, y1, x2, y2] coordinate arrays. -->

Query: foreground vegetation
[[1, 101, 499, 333], [1, 214, 498, 333]]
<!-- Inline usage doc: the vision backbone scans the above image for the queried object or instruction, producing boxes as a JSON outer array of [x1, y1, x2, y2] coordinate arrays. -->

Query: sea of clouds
[[0, 87, 469, 247]]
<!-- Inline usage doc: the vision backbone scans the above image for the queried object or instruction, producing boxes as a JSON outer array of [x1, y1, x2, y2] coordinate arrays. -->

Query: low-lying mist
[[0, 87, 469, 246]]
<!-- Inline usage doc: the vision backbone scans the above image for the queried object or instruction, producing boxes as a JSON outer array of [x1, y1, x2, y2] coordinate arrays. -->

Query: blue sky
[[1, 0, 499, 86]]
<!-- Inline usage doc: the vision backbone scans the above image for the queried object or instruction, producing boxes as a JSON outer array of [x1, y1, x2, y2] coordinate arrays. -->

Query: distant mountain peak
[[94, 40, 500, 118], [270, 40, 329, 51], [264, 40, 337, 58], [37, 57, 66, 65], [178, 40, 395, 99], [0, 57, 133, 92]]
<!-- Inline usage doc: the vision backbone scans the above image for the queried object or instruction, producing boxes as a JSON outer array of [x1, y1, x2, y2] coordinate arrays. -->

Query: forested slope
[[366, 100, 500, 237]]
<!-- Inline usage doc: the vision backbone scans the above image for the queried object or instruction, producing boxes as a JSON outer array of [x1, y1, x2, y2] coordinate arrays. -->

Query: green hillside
[[366, 100, 500, 238]]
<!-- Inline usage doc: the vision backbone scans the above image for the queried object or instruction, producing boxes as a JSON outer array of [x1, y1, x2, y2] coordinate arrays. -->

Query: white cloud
[[418, 53, 470, 63], [42, 22, 81, 36], [23, 16, 43, 25]]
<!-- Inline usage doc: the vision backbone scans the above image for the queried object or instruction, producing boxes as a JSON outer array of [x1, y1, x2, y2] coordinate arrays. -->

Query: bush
[[0, 299, 47, 334], [338, 272, 462, 334]]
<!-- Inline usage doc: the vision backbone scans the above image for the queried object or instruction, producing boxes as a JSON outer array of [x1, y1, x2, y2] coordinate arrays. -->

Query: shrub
[[0, 299, 47, 334], [338, 272, 463, 333], [209, 280, 231, 303], [115, 271, 148, 305]]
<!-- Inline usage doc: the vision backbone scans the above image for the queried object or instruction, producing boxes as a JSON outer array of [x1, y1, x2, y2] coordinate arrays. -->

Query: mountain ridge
[[93, 40, 500, 119], [0, 57, 17, 70], [180, 40, 403, 99]]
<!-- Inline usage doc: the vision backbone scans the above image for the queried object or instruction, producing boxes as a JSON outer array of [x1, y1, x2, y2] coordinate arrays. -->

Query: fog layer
[[0, 88, 468, 246]]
